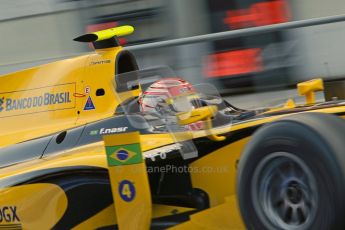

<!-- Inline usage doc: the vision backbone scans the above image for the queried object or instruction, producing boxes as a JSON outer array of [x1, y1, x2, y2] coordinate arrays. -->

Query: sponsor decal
[[100, 127, 128, 134], [84, 96, 95, 110], [118, 180, 136, 202], [89, 127, 129, 136], [90, 60, 111, 66], [89, 130, 99, 136], [0, 206, 20, 223], [105, 143, 142, 166], [5, 93, 71, 111], [85, 86, 91, 94], [0, 83, 75, 118]]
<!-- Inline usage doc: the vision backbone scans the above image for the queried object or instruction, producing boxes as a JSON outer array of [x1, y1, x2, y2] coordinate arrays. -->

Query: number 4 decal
[[118, 180, 136, 202]]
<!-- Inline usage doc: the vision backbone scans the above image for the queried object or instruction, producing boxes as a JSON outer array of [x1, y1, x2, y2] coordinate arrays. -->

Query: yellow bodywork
[[103, 132, 152, 230], [0, 183, 67, 229], [1, 25, 345, 229], [0, 105, 344, 229], [0, 46, 139, 147]]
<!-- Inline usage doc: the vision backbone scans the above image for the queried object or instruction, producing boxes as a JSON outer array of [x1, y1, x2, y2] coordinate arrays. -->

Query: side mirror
[[176, 105, 226, 142], [176, 105, 217, 125], [297, 78, 324, 104]]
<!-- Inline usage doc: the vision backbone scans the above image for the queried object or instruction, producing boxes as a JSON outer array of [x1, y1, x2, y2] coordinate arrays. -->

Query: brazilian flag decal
[[106, 143, 143, 166]]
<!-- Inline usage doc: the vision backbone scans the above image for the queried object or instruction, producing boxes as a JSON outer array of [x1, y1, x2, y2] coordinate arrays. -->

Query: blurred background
[[1, 0, 345, 107]]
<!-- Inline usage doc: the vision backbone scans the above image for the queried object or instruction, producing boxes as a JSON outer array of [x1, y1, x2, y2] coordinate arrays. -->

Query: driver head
[[138, 77, 199, 114]]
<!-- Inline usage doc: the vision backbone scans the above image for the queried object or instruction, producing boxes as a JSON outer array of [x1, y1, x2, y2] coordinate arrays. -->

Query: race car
[[0, 25, 344, 230]]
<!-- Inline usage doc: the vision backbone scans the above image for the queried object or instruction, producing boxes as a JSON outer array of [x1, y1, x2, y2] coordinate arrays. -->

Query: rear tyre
[[237, 113, 345, 230]]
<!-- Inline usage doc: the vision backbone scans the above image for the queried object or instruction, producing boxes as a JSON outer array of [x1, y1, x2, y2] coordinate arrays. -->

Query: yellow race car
[[0, 26, 344, 230]]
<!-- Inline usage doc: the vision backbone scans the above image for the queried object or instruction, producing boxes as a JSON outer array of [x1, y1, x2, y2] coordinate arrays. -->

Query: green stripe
[[106, 143, 142, 166]]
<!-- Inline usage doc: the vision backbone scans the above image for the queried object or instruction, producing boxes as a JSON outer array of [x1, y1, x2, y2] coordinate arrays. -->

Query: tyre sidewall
[[238, 121, 345, 230]]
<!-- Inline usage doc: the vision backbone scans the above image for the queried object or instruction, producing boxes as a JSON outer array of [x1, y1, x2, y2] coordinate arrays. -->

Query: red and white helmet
[[139, 77, 197, 113]]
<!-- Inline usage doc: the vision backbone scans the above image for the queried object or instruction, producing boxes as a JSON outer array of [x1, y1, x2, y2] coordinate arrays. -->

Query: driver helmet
[[138, 77, 198, 113], [138, 77, 204, 130]]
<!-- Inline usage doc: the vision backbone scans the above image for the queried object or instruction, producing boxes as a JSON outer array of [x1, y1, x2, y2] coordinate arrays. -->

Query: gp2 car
[[0, 26, 344, 230]]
